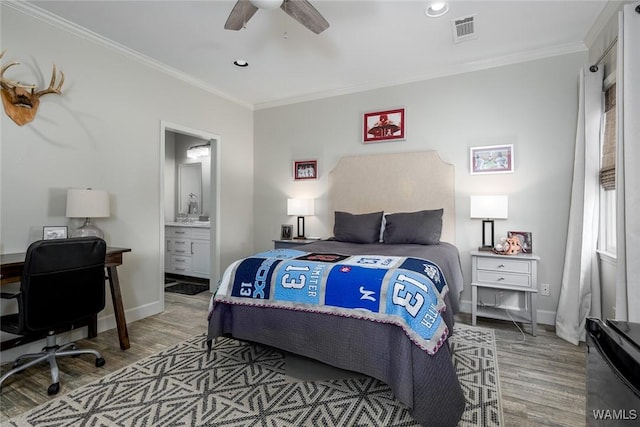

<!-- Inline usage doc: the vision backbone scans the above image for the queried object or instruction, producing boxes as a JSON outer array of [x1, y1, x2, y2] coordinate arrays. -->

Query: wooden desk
[[0, 247, 132, 351]]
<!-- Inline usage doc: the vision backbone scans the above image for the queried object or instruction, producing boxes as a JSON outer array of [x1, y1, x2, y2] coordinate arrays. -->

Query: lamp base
[[71, 218, 104, 239], [295, 216, 306, 239], [481, 219, 495, 250]]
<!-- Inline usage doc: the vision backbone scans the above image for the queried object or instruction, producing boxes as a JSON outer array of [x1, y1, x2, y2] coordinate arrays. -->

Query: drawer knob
[[497, 277, 505, 281], [498, 264, 505, 268]]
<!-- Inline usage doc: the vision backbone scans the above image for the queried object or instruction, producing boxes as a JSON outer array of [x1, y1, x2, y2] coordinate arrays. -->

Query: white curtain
[[615, 3, 640, 322], [556, 66, 603, 345]]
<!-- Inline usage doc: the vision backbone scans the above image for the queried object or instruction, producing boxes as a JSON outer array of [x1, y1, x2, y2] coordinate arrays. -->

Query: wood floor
[[0, 292, 586, 426]]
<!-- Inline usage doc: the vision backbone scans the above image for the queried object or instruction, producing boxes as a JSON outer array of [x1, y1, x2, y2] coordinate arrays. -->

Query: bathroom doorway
[[160, 121, 220, 309]]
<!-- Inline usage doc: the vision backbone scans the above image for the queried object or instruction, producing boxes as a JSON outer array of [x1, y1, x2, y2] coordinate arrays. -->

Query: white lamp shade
[[66, 189, 111, 218], [470, 195, 508, 219], [287, 198, 315, 216]]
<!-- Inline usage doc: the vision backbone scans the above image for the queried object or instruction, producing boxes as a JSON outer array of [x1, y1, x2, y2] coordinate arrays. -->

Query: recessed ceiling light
[[426, 2, 449, 18], [234, 60, 249, 67]]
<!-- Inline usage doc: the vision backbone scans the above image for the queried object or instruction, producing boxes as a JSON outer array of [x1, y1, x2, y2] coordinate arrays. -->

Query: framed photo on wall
[[294, 160, 317, 180], [508, 231, 533, 253], [363, 108, 405, 143], [43, 226, 68, 240], [280, 224, 293, 240], [470, 144, 514, 174]]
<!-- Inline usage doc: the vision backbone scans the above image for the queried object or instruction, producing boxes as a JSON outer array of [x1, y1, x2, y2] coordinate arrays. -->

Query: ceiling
[[23, 0, 612, 109]]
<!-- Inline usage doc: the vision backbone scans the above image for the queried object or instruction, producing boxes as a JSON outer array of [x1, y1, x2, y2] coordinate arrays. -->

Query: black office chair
[[0, 237, 107, 395]]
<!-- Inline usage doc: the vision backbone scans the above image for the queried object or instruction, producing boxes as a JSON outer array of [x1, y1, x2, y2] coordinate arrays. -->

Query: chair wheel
[[95, 357, 106, 367], [48, 382, 60, 395]]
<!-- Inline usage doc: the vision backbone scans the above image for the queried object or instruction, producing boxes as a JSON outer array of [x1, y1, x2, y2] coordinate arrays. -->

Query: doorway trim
[[160, 120, 221, 311]]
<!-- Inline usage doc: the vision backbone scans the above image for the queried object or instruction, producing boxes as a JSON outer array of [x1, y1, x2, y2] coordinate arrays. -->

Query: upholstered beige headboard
[[328, 151, 455, 243]]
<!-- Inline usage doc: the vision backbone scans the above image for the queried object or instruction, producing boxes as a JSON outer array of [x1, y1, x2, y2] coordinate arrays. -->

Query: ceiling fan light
[[250, 0, 283, 10], [426, 2, 449, 18]]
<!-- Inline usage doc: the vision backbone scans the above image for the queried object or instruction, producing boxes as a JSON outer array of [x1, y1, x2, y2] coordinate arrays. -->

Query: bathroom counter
[[166, 221, 210, 228]]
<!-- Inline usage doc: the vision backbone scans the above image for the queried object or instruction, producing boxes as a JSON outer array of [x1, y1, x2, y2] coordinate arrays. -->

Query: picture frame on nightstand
[[280, 224, 293, 240], [508, 231, 533, 253]]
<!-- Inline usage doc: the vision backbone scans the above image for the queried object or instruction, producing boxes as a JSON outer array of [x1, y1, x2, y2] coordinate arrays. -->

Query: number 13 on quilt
[[274, 261, 326, 304], [387, 270, 443, 335]]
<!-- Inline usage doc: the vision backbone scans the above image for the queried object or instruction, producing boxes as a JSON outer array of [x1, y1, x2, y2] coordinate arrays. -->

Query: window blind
[[600, 83, 616, 190]]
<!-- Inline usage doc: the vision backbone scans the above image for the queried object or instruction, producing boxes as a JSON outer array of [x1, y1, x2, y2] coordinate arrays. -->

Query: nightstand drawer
[[477, 257, 531, 274], [477, 270, 531, 287]]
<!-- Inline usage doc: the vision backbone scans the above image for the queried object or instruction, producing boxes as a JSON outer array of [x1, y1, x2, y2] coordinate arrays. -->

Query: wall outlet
[[541, 283, 550, 296]]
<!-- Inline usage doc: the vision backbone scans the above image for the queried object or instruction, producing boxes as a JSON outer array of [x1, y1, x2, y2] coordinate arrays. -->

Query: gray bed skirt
[[208, 302, 466, 427]]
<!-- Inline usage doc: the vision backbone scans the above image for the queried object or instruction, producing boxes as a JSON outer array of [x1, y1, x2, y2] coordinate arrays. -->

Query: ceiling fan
[[224, 0, 330, 34]]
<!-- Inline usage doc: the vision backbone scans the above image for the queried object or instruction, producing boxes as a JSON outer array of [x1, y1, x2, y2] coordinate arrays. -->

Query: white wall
[[0, 5, 254, 360], [254, 53, 587, 325]]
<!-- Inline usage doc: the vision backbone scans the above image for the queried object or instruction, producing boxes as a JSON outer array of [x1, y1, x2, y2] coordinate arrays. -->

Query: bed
[[207, 151, 466, 426]]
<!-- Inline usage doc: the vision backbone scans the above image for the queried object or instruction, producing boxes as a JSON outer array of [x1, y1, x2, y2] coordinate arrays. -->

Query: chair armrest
[[0, 282, 21, 299], [0, 291, 20, 299]]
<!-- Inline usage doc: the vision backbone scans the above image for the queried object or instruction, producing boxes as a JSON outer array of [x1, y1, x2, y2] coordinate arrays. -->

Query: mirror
[[178, 163, 202, 215]]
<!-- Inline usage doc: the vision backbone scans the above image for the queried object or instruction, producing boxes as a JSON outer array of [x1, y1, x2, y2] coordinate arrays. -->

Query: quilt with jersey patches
[[211, 249, 451, 354]]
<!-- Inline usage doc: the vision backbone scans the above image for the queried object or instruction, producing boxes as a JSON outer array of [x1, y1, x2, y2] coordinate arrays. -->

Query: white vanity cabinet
[[165, 224, 210, 279]]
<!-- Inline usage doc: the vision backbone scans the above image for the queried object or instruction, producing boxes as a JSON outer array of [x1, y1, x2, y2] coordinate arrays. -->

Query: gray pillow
[[333, 211, 384, 243], [383, 209, 443, 245]]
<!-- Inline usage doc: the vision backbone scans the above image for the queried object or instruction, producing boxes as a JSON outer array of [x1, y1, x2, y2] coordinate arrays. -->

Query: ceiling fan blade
[[224, 0, 259, 30], [281, 0, 329, 34]]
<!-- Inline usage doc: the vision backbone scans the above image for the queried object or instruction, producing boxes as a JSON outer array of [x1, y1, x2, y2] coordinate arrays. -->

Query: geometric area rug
[[6, 323, 502, 427]]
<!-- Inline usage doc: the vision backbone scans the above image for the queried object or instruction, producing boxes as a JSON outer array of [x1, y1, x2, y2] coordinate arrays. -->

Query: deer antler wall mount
[[0, 50, 65, 126]]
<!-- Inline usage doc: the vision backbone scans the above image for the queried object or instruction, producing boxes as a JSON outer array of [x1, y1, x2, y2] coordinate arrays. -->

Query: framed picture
[[280, 224, 293, 240], [508, 231, 533, 253], [294, 160, 317, 180], [363, 108, 405, 143], [43, 226, 68, 240], [470, 144, 514, 174]]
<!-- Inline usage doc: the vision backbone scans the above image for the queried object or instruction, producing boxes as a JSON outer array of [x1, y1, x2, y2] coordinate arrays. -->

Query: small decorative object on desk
[[280, 224, 293, 240], [43, 226, 68, 240]]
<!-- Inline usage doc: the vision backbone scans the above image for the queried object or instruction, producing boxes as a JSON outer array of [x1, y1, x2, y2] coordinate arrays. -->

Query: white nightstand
[[470, 250, 540, 336], [273, 238, 320, 249]]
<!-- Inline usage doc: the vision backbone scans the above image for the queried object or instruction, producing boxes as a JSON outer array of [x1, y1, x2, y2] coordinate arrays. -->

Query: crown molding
[[5, 0, 253, 110], [4, 1, 596, 112], [584, 1, 628, 48], [254, 42, 587, 110]]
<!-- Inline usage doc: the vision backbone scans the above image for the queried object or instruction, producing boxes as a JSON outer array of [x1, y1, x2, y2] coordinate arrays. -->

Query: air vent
[[451, 14, 477, 43]]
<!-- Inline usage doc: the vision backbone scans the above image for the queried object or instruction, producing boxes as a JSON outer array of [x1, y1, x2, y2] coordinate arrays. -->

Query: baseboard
[[458, 299, 557, 326], [0, 301, 164, 363], [97, 300, 163, 333]]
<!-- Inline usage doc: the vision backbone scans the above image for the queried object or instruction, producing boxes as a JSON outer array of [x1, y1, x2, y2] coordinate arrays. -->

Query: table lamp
[[66, 188, 110, 238], [470, 195, 508, 251], [287, 198, 314, 239]]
